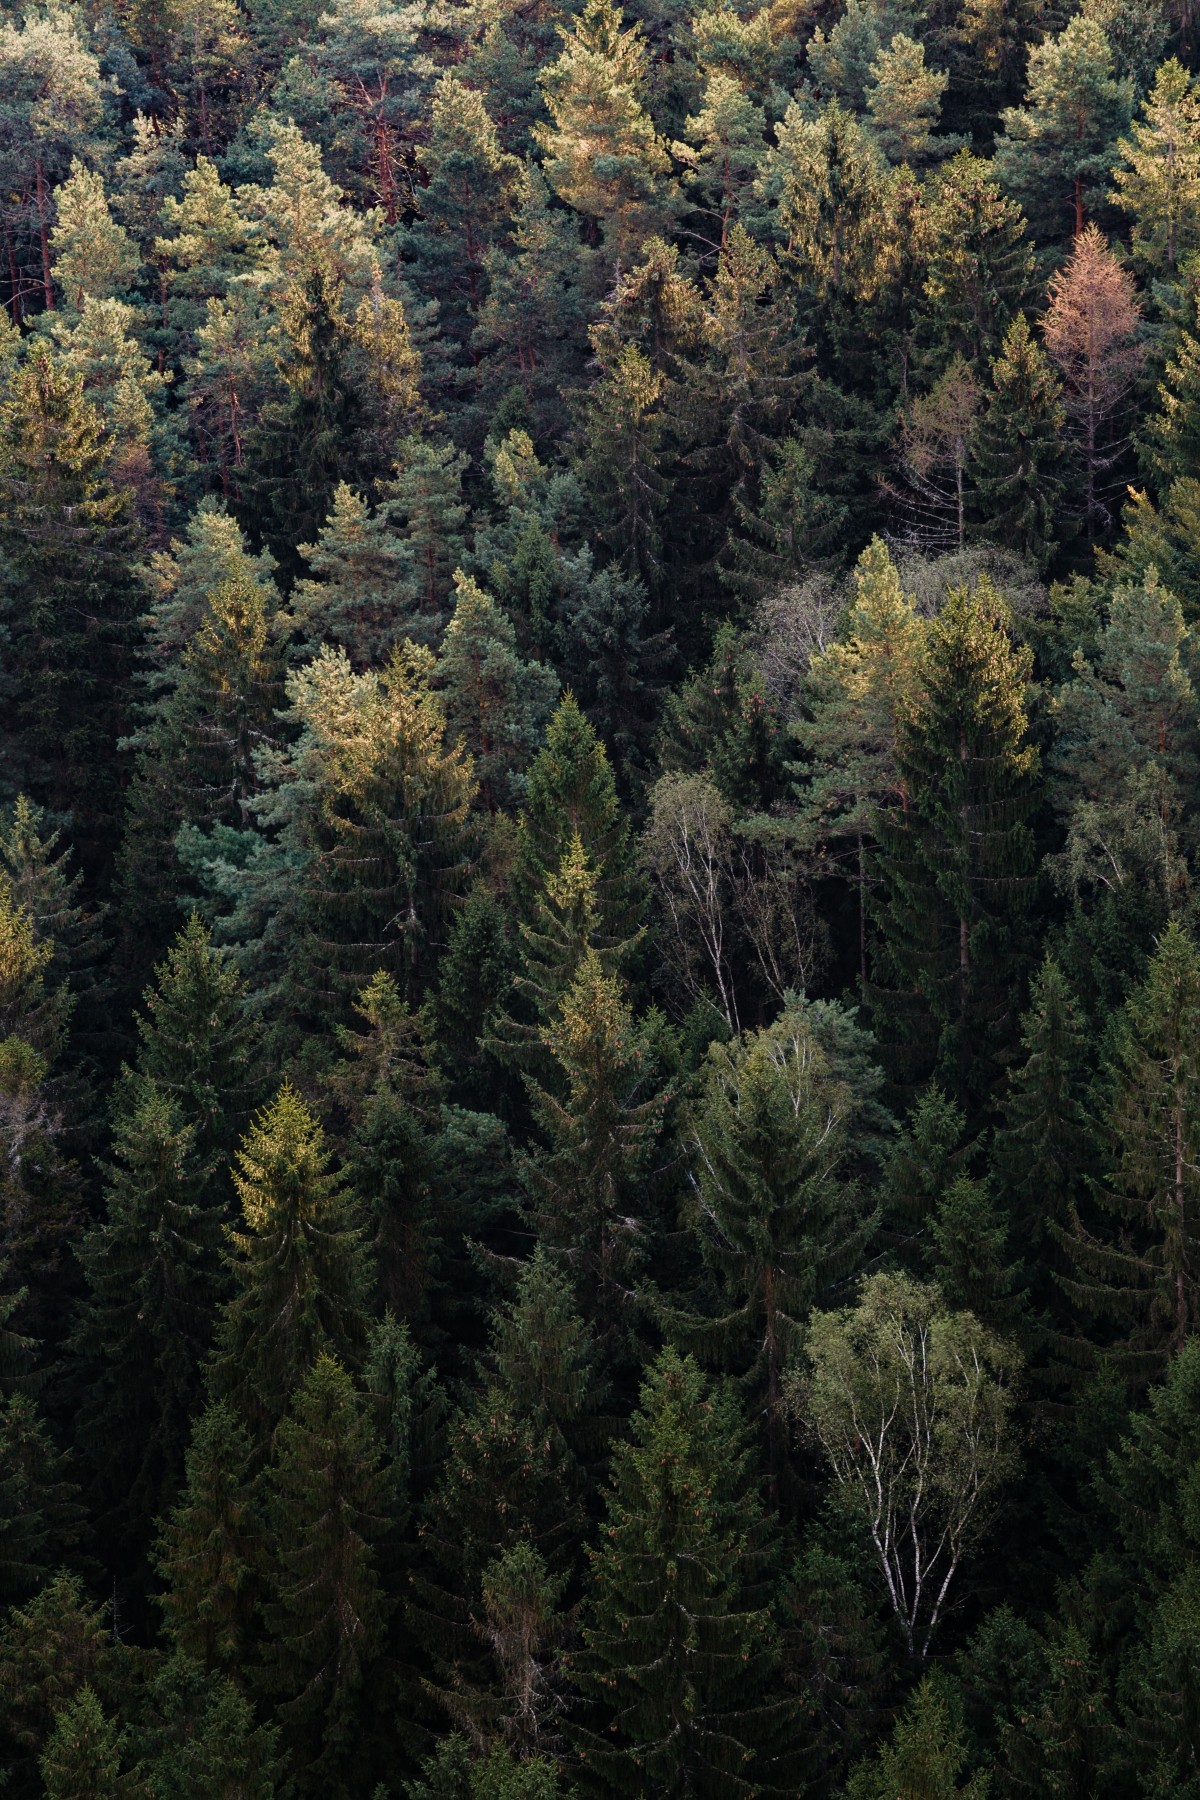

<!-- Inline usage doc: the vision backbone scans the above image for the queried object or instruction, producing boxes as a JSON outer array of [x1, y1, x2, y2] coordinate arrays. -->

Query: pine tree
[[155, 1399, 262, 1678], [436, 570, 559, 811], [0, 345, 141, 877], [869, 580, 1039, 1107], [676, 68, 768, 252], [39, 1686, 122, 1800], [48, 160, 139, 313], [1050, 570, 1200, 931], [1145, 325, 1200, 489], [971, 313, 1067, 572], [572, 1347, 795, 1795], [536, 0, 679, 264], [259, 1354, 391, 1799], [209, 1085, 374, 1442], [865, 34, 950, 164], [993, 14, 1133, 238], [404, 72, 519, 350], [1110, 57, 1200, 275]]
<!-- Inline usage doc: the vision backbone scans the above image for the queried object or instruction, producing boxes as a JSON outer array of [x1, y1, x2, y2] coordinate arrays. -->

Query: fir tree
[[515, 694, 637, 936], [846, 1676, 987, 1799], [572, 1347, 795, 1795]]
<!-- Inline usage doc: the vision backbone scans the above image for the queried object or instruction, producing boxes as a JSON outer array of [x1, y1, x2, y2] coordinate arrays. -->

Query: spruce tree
[[971, 313, 1067, 572], [1063, 920, 1200, 1381], [677, 1005, 878, 1468], [0, 1393, 85, 1606], [524, 951, 671, 1347], [72, 1082, 221, 1564], [846, 1676, 987, 1799], [515, 694, 637, 935], [39, 1687, 123, 1800], [436, 570, 558, 812], [155, 1400, 261, 1679], [572, 1347, 795, 1796], [0, 345, 141, 877], [918, 150, 1034, 371], [209, 1085, 374, 1442], [259, 1354, 391, 1800], [869, 580, 1039, 1108]]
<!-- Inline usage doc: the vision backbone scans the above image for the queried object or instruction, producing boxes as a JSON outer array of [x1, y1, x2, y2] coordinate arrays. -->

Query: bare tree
[[893, 354, 981, 552], [641, 772, 740, 1031], [1042, 225, 1145, 541]]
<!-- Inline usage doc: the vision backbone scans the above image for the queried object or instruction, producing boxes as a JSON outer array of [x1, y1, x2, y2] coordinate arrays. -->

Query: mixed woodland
[[5, 0, 1200, 1791]]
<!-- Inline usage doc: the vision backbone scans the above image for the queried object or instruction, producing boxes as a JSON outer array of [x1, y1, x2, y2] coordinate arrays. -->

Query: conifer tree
[[524, 952, 670, 1345], [288, 482, 430, 666], [0, 345, 141, 876], [1063, 920, 1200, 1381], [155, 1399, 261, 1679], [377, 435, 470, 634], [404, 72, 519, 349], [1042, 225, 1144, 542], [994, 14, 1132, 237], [72, 1082, 220, 1562], [1110, 58, 1200, 275], [209, 1085, 374, 1442], [39, 1686, 122, 1800], [918, 151, 1034, 371], [572, 1347, 795, 1795], [847, 1676, 986, 1799], [865, 35, 950, 165], [48, 160, 139, 313], [797, 538, 925, 986], [677, 1004, 878, 1468], [676, 68, 768, 252], [536, 0, 679, 264], [130, 1653, 280, 1800], [869, 580, 1039, 1106], [515, 694, 637, 934], [767, 100, 898, 318], [437, 570, 558, 811], [258, 1354, 391, 1800], [992, 956, 1094, 1336], [971, 313, 1067, 572], [0, 1392, 85, 1605], [1145, 326, 1200, 489]]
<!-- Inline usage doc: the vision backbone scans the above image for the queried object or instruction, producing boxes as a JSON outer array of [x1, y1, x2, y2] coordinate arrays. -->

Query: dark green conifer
[[572, 1347, 796, 1796], [258, 1354, 391, 1799]]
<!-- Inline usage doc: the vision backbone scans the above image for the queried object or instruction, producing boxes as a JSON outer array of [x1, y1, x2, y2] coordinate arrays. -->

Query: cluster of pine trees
[[5, 0, 1200, 1793]]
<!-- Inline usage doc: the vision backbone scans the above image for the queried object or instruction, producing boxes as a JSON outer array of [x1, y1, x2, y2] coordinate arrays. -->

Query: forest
[[2, 0, 1200, 1792]]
